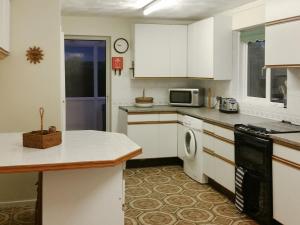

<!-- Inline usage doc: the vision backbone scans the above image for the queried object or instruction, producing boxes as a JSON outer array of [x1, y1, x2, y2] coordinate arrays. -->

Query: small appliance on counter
[[135, 88, 153, 108], [169, 88, 204, 107], [217, 97, 239, 113]]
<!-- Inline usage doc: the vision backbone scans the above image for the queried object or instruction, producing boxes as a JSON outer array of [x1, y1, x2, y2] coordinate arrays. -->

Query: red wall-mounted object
[[112, 56, 123, 68], [112, 57, 123, 75]]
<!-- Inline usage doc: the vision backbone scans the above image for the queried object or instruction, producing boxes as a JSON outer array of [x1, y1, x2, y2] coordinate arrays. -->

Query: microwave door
[[170, 91, 192, 105]]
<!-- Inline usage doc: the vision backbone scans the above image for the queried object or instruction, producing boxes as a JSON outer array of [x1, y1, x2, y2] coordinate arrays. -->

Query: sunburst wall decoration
[[26, 46, 44, 64]]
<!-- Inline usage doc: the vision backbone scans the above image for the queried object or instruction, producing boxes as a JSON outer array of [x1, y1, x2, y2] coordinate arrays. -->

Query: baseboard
[[0, 199, 36, 207], [126, 157, 183, 168], [208, 178, 235, 202]]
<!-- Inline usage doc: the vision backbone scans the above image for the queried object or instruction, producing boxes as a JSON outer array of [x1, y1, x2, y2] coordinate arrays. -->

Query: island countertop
[[0, 130, 142, 173]]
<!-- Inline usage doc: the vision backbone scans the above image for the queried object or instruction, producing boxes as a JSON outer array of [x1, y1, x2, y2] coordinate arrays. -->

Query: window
[[271, 69, 287, 104], [247, 41, 266, 98], [241, 27, 287, 107]]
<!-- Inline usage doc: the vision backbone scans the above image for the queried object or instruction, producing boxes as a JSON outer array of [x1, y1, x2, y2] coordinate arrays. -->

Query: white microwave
[[169, 88, 204, 107]]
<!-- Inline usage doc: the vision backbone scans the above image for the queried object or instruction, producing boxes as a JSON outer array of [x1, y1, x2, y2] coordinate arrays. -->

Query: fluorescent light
[[143, 0, 175, 16], [135, 0, 154, 9]]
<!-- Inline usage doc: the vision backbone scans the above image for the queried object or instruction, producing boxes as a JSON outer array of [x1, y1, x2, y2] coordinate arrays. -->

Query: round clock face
[[114, 38, 129, 54]]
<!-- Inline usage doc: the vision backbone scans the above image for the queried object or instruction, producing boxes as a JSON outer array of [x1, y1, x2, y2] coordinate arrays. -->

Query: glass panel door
[[65, 39, 107, 131]]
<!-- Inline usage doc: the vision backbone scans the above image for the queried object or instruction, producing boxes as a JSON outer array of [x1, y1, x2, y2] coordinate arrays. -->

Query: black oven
[[234, 125, 273, 225]]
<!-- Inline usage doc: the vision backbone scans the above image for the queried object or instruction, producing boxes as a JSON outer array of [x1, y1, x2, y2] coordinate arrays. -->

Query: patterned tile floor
[[124, 166, 258, 225], [0, 204, 35, 225], [0, 166, 257, 225]]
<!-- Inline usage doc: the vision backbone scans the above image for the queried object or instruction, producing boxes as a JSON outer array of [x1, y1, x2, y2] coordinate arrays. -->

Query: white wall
[[0, 0, 62, 202], [62, 16, 192, 132]]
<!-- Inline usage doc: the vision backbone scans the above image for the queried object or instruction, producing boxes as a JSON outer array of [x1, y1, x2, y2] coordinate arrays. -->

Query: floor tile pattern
[[124, 166, 258, 225], [0, 204, 35, 225], [0, 166, 258, 225]]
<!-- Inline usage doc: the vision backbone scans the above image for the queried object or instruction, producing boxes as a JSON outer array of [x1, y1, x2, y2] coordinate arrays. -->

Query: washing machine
[[181, 115, 208, 184]]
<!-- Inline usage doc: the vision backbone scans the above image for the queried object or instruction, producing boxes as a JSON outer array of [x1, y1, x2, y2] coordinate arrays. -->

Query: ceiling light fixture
[[143, 0, 175, 16], [135, 0, 154, 9]]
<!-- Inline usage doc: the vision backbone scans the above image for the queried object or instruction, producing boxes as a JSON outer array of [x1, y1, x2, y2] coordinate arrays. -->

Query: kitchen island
[[0, 130, 141, 225]]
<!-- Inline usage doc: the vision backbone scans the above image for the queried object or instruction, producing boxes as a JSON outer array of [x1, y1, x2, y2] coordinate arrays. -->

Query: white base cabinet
[[43, 166, 124, 225], [273, 144, 300, 225], [273, 160, 300, 225], [202, 122, 235, 193], [125, 113, 178, 159], [128, 124, 160, 159], [177, 123, 185, 160], [214, 158, 235, 193]]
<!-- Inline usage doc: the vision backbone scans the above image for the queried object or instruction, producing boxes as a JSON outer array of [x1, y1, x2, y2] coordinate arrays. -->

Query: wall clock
[[114, 38, 129, 54]]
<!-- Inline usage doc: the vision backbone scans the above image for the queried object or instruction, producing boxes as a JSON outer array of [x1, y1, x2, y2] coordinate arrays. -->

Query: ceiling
[[61, 0, 256, 19]]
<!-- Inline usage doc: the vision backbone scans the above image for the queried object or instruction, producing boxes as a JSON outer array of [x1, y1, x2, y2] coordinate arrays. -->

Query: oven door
[[169, 90, 192, 106], [234, 130, 272, 176], [234, 130, 273, 225]]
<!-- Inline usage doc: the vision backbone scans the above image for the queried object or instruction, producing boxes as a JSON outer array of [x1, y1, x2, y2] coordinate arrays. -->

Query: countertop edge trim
[[121, 107, 234, 130], [0, 148, 142, 173]]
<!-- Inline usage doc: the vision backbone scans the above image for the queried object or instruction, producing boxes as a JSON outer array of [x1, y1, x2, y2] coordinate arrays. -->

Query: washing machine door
[[184, 129, 197, 159]]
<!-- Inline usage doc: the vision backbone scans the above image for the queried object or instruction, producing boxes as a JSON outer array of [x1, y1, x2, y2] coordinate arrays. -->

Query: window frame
[[240, 41, 285, 108]]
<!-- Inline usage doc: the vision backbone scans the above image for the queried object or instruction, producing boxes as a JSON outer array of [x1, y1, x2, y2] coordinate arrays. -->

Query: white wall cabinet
[[265, 20, 300, 66], [134, 24, 187, 78], [125, 113, 178, 159], [266, 0, 300, 23], [202, 122, 235, 193], [272, 144, 300, 225], [0, 0, 10, 59], [187, 16, 232, 80]]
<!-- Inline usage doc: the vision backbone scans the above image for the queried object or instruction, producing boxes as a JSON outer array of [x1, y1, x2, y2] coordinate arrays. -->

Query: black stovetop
[[247, 120, 300, 134]]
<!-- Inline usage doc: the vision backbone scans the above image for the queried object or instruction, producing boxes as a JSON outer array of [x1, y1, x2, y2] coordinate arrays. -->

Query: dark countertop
[[119, 105, 300, 150], [119, 105, 274, 129]]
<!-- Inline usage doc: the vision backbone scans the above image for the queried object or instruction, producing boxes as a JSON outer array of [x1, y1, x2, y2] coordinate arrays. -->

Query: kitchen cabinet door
[[134, 24, 187, 77], [177, 123, 185, 160], [214, 158, 235, 193], [203, 151, 216, 179], [159, 123, 177, 158], [170, 25, 187, 77], [273, 160, 300, 225], [127, 124, 159, 159], [188, 18, 214, 78], [134, 24, 170, 77], [187, 16, 232, 80], [0, 0, 10, 58], [266, 0, 300, 23], [265, 20, 300, 66]]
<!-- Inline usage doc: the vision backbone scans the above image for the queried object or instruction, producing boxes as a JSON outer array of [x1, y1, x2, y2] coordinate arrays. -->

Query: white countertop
[[0, 130, 141, 173]]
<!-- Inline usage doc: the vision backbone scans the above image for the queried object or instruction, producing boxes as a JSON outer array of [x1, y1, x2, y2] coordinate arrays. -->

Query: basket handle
[[39, 107, 44, 132]]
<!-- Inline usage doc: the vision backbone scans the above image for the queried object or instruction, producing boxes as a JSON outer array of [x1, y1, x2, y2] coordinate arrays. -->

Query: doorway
[[64, 38, 110, 131]]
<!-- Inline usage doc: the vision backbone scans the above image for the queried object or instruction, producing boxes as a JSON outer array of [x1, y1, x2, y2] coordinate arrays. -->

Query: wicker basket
[[23, 131, 62, 149]]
